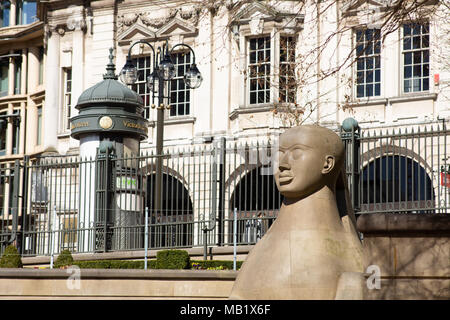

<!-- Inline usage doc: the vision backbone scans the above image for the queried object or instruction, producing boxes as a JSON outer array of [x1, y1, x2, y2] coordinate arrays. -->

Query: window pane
[[423, 50, 429, 63], [404, 24, 411, 36], [413, 78, 421, 91], [22, 0, 37, 24], [356, 44, 364, 56], [404, 80, 411, 92], [375, 83, 380, 96], [366, 70, 373, 83], [413, 36, 420, 49], [422, 35, 429, 48], [404, 66, 412, 78], [357, 58, 364, 70], [258, 91, 265, 103], [413, 51, 421, 64], [0, 1, 11, 27], [423, 64, 429, 77], [250, 92, 256, 104], [366, 84, 373, 96], [375, 69, 380, 82], [357, 85, 364, 97], [403, 37, 411, 50], [423, 78, 429, 91], [404, 52, 412, 65]]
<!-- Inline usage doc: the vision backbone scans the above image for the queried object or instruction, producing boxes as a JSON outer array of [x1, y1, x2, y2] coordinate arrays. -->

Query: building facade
[[0, 0, 449, 255], [0, 0, 45, 243]]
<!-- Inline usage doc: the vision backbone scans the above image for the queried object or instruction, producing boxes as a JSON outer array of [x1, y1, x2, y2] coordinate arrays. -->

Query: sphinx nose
[[279, 163, 290, 172], [278, 152, 290, 171]]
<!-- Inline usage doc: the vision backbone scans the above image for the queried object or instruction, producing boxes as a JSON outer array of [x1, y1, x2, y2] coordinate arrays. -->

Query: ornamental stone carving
[[118, 7, 201, 33]]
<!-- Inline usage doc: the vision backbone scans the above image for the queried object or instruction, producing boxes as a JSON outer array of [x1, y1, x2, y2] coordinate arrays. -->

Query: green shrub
[[0, 245, 23, 268], [155, 250, 190, 269], [190, 260, 243, 270], [54, 249, 74, 268], [73, 260, 151, 269]]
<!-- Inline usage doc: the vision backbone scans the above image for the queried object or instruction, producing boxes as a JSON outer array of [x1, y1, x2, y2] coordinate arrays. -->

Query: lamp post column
[[155, 75, 165, 214]]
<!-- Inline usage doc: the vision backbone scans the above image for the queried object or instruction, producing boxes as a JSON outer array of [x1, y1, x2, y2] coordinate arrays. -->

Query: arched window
[[361, 155, 435, 213], [147, 173, 194, 248], [229, 166, 283, 244]]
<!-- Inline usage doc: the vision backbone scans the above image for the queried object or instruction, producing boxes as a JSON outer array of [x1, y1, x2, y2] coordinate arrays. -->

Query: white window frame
[[248, 35, 272, 105], [278, 35, 297, 104], [130, 55, 152, 119], [354, 28, 382, 99], [61, 67, 72, 132], [169, 50, 192, 117], [401, 22, 430, 94]]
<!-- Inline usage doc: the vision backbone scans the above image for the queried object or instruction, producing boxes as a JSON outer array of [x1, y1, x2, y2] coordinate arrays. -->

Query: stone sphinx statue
[[229, 125, 365, 300]]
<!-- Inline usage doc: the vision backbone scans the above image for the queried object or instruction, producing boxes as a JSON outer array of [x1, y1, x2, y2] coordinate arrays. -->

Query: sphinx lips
[[279, 175, 293, 183]]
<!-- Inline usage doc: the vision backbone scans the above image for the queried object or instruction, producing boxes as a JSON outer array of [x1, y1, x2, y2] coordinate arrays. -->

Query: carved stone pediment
[[156, 18, 197, 38], [118, 23, 156, 44], [231, 1, 303, 31], [117, 6, 200, 39], [342, 0, 390, 17], [232, 1, 280, 23]]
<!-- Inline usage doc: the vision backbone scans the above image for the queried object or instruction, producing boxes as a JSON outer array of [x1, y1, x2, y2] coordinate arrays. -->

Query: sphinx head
[[274, 125, 345, 199]]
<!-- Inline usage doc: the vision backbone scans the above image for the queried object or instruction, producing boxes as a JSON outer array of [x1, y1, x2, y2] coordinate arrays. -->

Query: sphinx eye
[[291, 148, 302, 160]]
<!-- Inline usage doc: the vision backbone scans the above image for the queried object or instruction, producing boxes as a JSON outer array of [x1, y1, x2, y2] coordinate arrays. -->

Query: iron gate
[[0, 123, 448, 257]]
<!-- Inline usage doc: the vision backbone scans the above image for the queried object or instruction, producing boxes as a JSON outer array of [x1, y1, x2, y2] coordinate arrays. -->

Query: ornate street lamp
[[120, 39, 203, 213]]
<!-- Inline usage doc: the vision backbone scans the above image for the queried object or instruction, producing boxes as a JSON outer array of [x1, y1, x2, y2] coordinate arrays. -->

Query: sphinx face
[[274, 127, 330, 199]]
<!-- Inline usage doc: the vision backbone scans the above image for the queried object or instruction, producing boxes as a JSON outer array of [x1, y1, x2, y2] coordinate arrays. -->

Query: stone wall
[[0, 269, 236, 299], [358, 213, 450, 300]]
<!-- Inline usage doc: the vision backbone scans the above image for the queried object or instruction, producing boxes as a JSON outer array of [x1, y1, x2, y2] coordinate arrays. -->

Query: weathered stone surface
[[229, 125, 365, 300]]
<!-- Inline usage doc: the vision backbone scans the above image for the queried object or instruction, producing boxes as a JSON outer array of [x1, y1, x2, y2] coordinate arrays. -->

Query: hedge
[[55, 249, 74, 268], [0, 245, 23, 268], [191, 260, 243, 270], [73, 260, 151, 269], [155, 250, 190, 269], [71, 259, 241, 270]]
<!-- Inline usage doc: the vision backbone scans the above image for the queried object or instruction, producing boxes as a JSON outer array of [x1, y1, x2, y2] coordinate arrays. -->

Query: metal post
[[154, 77, 165, 215], [50, 205, 56, 269], [233, 207, 237, 271], [144, 207, 149, 270]]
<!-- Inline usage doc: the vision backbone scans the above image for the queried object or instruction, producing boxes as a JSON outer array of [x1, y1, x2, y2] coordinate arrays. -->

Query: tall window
[[11, 111, 19, 154], [402, 23, 429, 93], [0, 61, 8, 97], [131, 56, 151, 118], [16, 0, 37, 25], [0, 112, 6, 156], [14, 56, 21, 95], [38, 47, 44, 85], [0, 1, 10, 28], [355, 29, 381, 98], [249, 36, 271, 104], [279, 36, 296, 103], [169, 52, 191, 117], [36, 106, 42, 145], [62, 68, 72, 131]]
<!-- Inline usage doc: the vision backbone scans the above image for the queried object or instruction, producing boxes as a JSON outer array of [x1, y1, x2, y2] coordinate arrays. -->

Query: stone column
[[43, 30, 60, 152], [8, 52, 14, 96], [20, 48, 27, 94], [27, 47, 40, 92], [69, 26, 84, 150], [10, 0, 16, 26]]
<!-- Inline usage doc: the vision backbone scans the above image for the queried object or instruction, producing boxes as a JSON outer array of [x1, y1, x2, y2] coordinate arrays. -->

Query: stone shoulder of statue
[[229, 125, 366, 300]]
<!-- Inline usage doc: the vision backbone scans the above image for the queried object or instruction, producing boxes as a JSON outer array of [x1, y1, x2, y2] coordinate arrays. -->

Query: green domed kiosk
[[71, 49, 148, 251]]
